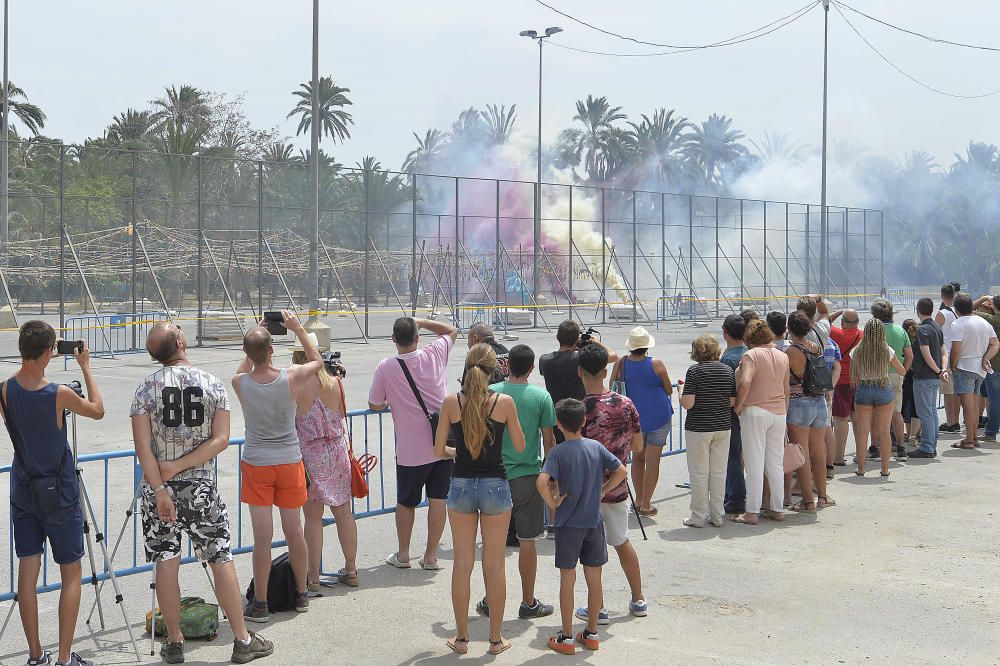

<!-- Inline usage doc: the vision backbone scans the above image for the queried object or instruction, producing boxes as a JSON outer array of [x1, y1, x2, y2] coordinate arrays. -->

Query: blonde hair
[[461, 343, 497, 460], [292, 350, 336, 391], [690, 334, 722, 362], [851, 318, 891, 387]]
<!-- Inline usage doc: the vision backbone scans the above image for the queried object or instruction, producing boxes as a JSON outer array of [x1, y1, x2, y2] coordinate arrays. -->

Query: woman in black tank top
[[434, 344, 525, 655]]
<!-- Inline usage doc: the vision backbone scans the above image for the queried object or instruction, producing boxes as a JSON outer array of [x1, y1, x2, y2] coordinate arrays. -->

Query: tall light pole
[[2, 0, 9, 262], [819, 0, 830, 295], [520, 26, 562, 327], [308, 0, 320, 321]]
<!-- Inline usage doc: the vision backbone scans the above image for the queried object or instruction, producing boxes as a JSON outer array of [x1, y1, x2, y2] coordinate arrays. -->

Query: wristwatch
[[152, 483, 168, 494]]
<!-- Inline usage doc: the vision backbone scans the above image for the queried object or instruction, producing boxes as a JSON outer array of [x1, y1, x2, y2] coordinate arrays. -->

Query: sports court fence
[[0, 140, 885, 356]]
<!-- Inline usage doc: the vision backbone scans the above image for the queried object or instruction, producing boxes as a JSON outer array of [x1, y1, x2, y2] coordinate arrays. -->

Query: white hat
[[625, 326, 655, 352], [289, 332, 319, 352]]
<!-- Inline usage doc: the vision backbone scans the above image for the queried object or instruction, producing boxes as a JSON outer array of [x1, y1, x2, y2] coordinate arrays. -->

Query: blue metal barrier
[[62, 312, 169, 365], [0, 396, 687, 603]]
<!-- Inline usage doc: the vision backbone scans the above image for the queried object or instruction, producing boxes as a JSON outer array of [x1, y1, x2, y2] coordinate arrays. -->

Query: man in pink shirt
[[369, 316, 458, 570]]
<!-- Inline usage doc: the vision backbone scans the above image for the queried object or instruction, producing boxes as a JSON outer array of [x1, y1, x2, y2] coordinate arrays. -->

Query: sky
[[7, 0, 999, 186]]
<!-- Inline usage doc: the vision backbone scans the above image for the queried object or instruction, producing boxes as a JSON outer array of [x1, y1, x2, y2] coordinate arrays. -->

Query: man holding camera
[[369, 316, 458, 570], [131, 322, 273, 664], [1, 322, 104, 666], [233, 311, 323, 620], [467, 322, 509, 383], [539, 320, 618, 444]]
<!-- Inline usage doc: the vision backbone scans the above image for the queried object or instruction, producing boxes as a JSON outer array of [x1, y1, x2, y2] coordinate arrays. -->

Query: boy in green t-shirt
[[474, 345, 556, 621]]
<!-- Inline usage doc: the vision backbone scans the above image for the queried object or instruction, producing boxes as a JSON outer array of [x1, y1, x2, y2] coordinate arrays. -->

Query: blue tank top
[[6, 378, 77, 510], [622, 357, 672, 432]]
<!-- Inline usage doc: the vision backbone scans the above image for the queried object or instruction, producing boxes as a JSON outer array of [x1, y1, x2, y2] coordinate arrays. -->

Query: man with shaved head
[[131, 322, 273, 663], [467, 322, 509, 383], [829, 308, 864, 467]]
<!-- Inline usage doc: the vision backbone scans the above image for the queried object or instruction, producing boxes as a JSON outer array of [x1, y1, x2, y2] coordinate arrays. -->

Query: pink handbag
[[784, 441, 806, 473]]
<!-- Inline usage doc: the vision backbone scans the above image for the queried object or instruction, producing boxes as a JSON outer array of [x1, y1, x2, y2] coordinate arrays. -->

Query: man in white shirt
[[948, 293, 1000, 448]]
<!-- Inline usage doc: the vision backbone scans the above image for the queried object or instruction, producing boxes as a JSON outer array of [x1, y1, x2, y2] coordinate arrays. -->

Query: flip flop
[[418, 557, 442, 571], [730, 514, 758, 525], [762, 510, 785, 522], [637, 507, 658, 517], [446, 637, 469, 654], [951, 442, 976, 450], [385, 553, 411, 569]]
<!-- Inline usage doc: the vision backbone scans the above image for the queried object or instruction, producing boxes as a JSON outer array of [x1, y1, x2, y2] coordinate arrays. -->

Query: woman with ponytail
[[851, 318, 906, 476], [434, 343, 526, 655]]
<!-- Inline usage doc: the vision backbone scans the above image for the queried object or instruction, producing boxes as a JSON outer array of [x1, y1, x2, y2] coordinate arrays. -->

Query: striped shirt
[[682, 361, 736, 432]]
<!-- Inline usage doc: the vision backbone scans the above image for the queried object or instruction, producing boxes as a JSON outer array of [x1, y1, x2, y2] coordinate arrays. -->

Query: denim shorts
[[952, 368, 984, 396], [446, 476, 513, 515], [786, 395, 829, 428], [13, 500, 84, 565], [642, 422, 671, 447], [854, 382, 894, 407]]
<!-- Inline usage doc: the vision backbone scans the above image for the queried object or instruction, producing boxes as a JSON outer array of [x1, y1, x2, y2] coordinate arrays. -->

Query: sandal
[[446, 637, 469, 654], [790, 500, 817, 513], [817, 495, 836, 508], [488, 638, 512, 655], [762, 510, 785, 522], [730, 513, 758, 525], [337, 568, 359, 587], [637, 506, 658, 517], [880, 471, 891, 477], [855, 468, 865, 477], [951, 442, 976, 450]]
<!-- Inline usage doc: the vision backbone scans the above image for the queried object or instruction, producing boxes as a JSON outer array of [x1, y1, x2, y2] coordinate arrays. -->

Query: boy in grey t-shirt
[[537, 399, 627, 656]]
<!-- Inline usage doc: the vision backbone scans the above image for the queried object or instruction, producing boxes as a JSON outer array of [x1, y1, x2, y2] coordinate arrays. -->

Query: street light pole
[[520, 26, 562, 328], [308, 0, 320, 320], [2, 0, 9, 262], [819, 0, 830, 296]]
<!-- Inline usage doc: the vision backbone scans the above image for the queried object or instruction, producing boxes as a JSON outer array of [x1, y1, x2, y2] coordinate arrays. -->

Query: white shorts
[[890, 373, 904, 411], [599, 500, 629, 548]]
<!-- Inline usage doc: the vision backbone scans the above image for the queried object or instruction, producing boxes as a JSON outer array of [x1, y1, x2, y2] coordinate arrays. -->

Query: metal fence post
[[688, 195, 694, 308], [660, 193, 666, 303], [411, 175, 418, 315], [568, 186, 574, 322], [763, 201, 768, 301], [632, 192, 637, 321], [196, 156, 203, 346], [739, 199, 745, 300], [863, 209, 868, 299], [805, 204, 811, 294], [843, 209, 848, 301], [601, 188, 606, 324], [258, 161, 264, 318], [363, 174, 370, 337], [532, 181, 538, 328], [59, 145, 65, 331], [714, 197, 719, 318], [879, 210, 884, 293], [495, 179, 501, 317], [454, 178, 460, 323]]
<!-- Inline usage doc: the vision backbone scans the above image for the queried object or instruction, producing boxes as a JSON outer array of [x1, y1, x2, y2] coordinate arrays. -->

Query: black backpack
[[792, 343, 834, 396], [245, 553, 297, 612]]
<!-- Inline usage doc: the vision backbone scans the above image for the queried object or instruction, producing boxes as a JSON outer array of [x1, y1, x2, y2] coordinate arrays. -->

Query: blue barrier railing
[[62, 311, 169, 367], [0, 392, 686, 603]]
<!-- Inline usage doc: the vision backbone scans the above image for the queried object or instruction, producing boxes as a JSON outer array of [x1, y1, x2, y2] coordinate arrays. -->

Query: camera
[[578, 327, 599, 347], [65, 380, 84, 398], [263, 311, 287, 336], [57, 340, 84, 355], [322, 350, 347, 378]]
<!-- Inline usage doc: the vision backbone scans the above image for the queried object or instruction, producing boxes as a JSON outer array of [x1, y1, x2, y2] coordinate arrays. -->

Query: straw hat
[[289, 332, 319, 352], [625, 326, 655, 352]]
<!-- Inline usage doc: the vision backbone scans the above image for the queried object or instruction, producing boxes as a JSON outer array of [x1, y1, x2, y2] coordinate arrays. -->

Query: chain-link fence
[[0, 140, 886, 356]]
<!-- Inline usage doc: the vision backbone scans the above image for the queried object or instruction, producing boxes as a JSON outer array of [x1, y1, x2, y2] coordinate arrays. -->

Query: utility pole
[[819, 0, 830, 295], [520, 26, 562, 327], [2, 0, 9, 261], [304, 0, 330, 346]]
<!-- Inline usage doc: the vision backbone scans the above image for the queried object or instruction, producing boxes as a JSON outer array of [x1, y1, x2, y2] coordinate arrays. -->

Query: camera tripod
[[87, 477, 224, 656], [0, 404, 142, 662]]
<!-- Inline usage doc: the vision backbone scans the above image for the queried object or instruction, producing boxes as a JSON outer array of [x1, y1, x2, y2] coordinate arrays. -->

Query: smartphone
[[263, 311, 287, 335], [57, 340, 84, 355]]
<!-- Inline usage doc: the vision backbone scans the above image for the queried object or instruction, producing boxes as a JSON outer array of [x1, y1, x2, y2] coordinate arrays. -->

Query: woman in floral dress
[[292, 335, 358, 589]]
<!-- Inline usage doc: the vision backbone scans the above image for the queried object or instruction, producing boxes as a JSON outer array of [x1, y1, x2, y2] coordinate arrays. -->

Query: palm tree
[[287, 76, 354, 143], [449, 107, 488, 146], [151, 84, 210, 130], [750, 132, 810, 164], [951, 141, 999, 176], [558, 95, 630, 183], [105, 109, 154, 146], [3, 82, 46, 135], [623, 108, 691, 187], [483, 104, 517, 146], [338, 156, 410, 249], [261, 142, 298, 163], [686, 113, 749, 187], [402, 129, 449, 174]]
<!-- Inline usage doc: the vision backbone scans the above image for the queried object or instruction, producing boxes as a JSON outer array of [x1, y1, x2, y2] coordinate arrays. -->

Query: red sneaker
[[548, 633, 576, 655], [576, 630, 600, 651]]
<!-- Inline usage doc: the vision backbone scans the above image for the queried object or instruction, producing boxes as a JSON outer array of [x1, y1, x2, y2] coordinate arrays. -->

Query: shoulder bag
[[337, 377, 377, 499], [0, 380, 67, 513], [397, 357, 444, 443]]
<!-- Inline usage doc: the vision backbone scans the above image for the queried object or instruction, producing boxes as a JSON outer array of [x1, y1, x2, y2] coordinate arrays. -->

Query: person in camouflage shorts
[[131, 322, 273, 664]]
